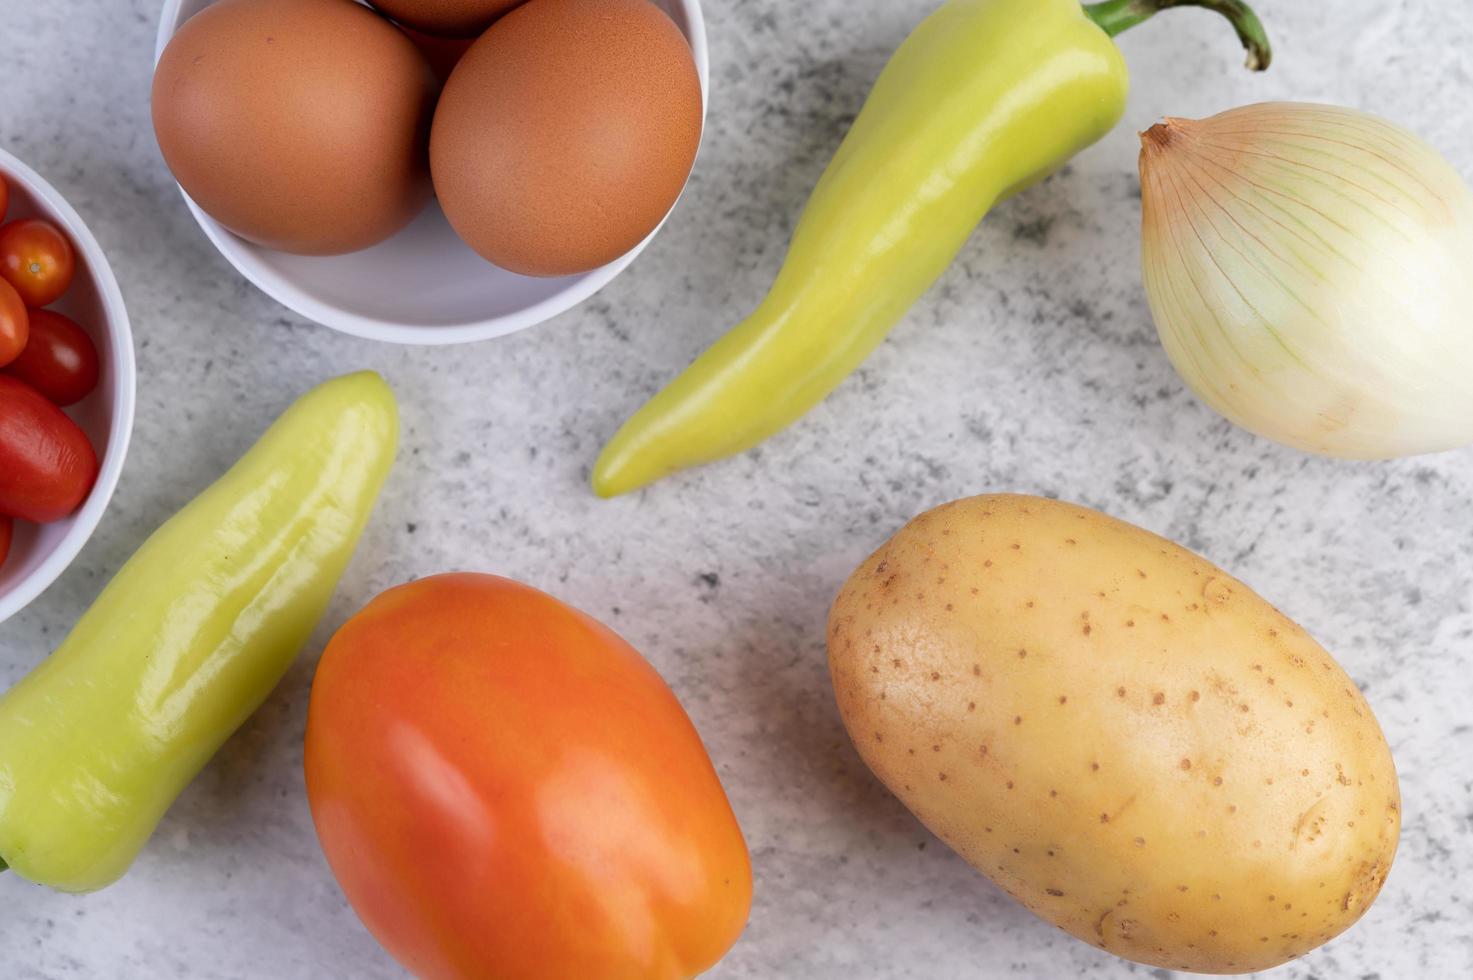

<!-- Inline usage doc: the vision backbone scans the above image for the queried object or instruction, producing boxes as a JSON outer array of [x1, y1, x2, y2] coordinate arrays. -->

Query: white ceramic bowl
[[0, 149, 136, 625], [154, 0, 709, 345]]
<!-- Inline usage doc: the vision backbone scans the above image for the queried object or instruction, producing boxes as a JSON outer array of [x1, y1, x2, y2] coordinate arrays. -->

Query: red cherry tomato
[[0, 277, 27, 369], [306, 574, 752, 980], [0, 219, 76, 308], [0, 375, 98, 523], [0, 515, 11, 566], [3, 309, 100, 406], [0, 173, 9, 222]]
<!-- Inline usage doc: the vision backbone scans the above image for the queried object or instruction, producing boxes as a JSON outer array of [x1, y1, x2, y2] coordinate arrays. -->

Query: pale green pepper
[[593, 0, 1271, 497], [0, 371, 397, 892]]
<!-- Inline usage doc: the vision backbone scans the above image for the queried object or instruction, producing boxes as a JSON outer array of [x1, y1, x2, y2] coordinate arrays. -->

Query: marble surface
[[3, 0, 1472, 977]]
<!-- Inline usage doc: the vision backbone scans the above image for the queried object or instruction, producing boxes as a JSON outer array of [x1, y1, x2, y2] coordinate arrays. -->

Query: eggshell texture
[[430, 0, 702, 277], [152, 0, 437, 256], [397, 23, 475, 84], [370, 0, 525, 37], [828, 495, 1400, 974]]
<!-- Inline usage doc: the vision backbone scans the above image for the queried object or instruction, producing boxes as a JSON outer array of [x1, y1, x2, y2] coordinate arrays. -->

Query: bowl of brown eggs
[[152, 0, 708, 344]]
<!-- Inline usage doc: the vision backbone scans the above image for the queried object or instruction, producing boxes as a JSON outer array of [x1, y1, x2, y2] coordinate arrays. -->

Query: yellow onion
[[1139, 102, 1473, 458]]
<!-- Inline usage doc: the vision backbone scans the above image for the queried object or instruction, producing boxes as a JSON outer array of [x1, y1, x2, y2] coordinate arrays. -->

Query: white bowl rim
[[0, 147, 137, 625], [153, 0, 711, 347]]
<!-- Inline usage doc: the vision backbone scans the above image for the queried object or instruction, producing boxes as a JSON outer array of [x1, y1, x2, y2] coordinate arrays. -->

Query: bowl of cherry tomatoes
[[0, 148, 135, 625]]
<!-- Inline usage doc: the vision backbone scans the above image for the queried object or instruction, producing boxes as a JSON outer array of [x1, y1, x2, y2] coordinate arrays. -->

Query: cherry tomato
[[305, 574, 752, 980], [0, 277, 27, 369], [0, 219, 76, 308], [0, 173, 9, 222], [3, 309, 100, 406], [0, 375, 98, 523], [0, 515, 11, 567]]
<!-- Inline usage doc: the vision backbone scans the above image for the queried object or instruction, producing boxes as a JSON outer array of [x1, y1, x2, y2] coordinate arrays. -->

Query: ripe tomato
[[3, 309, 99, 405], [0, 219, 76, 307], [0, 375, 99, 523], [0, 276, 27, 368], [0, 515, 11, 566], [0, 173, 8, 222], [305, 574, 752, 980]]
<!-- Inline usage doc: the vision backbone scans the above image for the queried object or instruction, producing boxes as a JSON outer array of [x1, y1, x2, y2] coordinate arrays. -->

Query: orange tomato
[[0, 277, 27, 368], [304, 573, 752, 980], [0, 219, 75, 307]]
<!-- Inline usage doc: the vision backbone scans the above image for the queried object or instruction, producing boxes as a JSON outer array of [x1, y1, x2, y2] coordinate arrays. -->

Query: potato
[[827, 495, 1399, 974]]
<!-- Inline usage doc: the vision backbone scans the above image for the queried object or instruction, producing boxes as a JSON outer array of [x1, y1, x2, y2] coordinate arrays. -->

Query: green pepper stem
[[1083, 0, 1272, 70]]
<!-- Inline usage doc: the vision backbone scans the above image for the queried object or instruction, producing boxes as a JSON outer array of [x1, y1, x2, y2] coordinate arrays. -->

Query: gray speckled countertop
[[2, 1, 1471, 977]]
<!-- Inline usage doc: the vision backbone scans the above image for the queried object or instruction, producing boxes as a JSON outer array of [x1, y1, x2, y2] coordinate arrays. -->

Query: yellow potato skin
[[828, 495, 1399, 974]]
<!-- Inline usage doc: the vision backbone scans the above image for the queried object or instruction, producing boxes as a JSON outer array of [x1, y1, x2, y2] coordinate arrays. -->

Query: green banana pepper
[[0, 371, 397, 892], [593, 0, 1271, 497]]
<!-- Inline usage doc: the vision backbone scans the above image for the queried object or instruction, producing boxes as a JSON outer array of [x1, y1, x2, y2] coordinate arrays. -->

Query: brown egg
[[369, 0, 526, 38], [430, 0, 703, 277], [152, 0, 437, 256], [396, 22, 476, 84]]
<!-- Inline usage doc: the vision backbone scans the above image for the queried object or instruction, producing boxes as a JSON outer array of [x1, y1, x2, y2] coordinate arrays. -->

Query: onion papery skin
[[1139, 102, 1473, 459]]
